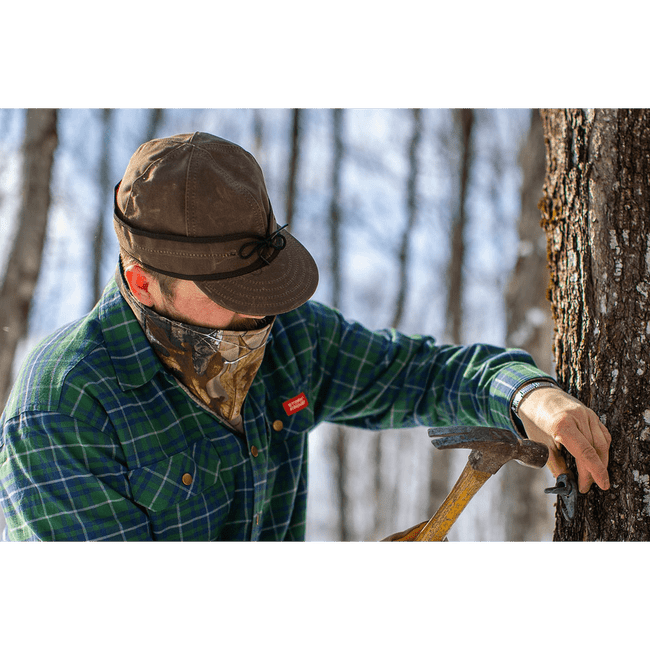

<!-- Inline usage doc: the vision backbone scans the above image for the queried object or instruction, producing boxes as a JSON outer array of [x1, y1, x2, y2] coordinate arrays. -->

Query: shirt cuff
[[489, 364, 557, 436]]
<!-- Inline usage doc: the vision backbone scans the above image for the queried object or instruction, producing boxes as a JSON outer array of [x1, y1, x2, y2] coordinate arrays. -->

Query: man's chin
[[228, 315, 271, 332]]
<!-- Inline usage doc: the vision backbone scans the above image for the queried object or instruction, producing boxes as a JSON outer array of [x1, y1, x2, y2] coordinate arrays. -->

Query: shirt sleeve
[[0, 412, 151, 541], [308, 303, 553, 432]]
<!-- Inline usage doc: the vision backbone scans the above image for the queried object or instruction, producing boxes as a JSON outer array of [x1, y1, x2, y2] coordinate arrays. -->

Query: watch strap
[[511, 380, 559, 415]]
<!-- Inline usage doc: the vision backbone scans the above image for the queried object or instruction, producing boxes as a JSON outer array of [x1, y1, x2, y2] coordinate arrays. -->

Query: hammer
[[384, 426, 549, 541]]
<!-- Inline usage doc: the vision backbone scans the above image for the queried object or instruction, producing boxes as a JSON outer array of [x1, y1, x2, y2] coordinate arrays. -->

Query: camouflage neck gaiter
[[117, 266, 273, 425]]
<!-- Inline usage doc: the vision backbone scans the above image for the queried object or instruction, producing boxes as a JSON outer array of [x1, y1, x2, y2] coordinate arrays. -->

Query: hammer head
[[428, 425, 548, 475]]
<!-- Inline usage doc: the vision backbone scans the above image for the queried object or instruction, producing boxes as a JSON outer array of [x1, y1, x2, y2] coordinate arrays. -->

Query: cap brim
[[194, 232, 319, 316]]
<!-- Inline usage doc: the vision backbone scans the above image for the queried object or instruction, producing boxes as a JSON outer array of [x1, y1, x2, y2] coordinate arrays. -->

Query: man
[[0, 132, 611, 541]]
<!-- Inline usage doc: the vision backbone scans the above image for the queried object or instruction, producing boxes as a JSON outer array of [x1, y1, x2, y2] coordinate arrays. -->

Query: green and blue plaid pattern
[[0, 277, 550, 541]]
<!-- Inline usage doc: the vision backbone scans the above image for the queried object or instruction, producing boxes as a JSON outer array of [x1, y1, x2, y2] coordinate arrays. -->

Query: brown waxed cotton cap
[[113, 132, 319, 316]]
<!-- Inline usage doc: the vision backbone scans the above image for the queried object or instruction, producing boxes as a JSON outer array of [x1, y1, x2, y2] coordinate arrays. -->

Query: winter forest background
[[0, 108, 559, 541]]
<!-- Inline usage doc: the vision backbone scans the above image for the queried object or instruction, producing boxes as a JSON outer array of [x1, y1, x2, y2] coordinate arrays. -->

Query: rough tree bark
[[540, 108, 650, 541]]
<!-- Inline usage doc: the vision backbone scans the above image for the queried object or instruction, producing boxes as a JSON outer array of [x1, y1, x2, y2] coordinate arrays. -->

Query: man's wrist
[[511, 379, 559, 416]]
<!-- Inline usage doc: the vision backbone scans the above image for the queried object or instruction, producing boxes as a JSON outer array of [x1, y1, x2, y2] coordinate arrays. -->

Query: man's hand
[[516, 387, 611, 493]]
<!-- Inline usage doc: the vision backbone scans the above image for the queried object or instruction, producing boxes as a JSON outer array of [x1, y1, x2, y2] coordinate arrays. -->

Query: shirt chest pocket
[[128, 437, 222, 512]]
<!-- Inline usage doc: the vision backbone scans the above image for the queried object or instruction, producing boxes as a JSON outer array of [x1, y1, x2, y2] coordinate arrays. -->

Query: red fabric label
[[282, 392, 309, 416]]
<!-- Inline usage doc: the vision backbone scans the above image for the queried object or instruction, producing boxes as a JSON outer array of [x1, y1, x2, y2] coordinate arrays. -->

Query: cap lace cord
[[238, 224, 288, 264]]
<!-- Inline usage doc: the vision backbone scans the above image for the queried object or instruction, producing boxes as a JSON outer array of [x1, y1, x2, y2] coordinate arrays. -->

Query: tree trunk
[[285, 109, 303, 231], [540, 108, 650, 541], [445, 109, 474, 344], [0, 109, 58, 409], [144, 108, 163, 143], [502, 109, 555, 541], [392, 108, 421, 329], [429, 110, 474, 527], [328, 109, 351, 541], [373, 109, 425, 538], [92, 108, 112, 306]]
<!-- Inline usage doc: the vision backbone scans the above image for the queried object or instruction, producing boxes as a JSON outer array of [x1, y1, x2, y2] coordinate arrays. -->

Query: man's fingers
[[555, 414, 611, 493], [516, 388, 612, 492], [545, 444, 569, 480]]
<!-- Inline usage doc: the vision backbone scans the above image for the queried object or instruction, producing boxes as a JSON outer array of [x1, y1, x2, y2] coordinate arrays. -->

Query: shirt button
[[182, 473, 193, 486], [272, 420, 283, 431], [250, 445, 259, 457]]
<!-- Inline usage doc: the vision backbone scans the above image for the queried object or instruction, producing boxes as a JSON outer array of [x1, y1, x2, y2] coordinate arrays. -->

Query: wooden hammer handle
[[413, 463, 492, 541], [382, 462, 493, 541]]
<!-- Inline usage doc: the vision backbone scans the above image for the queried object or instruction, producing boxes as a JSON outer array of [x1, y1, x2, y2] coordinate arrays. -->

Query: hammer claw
[[428, 425, 520, 451], [428, 425, 548, 473]]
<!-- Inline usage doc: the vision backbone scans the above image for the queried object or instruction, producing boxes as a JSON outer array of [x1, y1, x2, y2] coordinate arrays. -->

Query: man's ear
[[124, 264, 155, 307]]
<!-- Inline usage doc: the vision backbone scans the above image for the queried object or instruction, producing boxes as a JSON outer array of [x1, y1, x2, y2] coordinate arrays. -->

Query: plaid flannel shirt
[[0, 276, 551, 541]]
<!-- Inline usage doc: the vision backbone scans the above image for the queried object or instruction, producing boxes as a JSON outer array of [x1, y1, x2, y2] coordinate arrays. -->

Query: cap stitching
[[203, 147, 266, 226], [122, 139, 270, 239], [186, 145, 196, 237], [124, 246, 238, 259], [124, 142, 188, 219], [187, 140, 261, 233]]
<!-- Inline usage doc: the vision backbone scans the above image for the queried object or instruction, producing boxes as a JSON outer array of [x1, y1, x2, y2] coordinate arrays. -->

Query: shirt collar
[[98, 270, 165, 391]]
